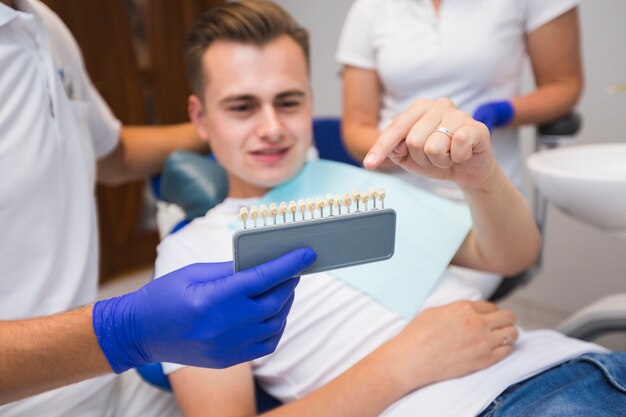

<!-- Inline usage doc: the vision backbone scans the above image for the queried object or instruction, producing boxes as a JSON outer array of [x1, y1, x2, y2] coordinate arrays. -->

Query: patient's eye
[[228, 102, 256, 113], [275, 94, 305, 112], [276, 100, 301, 111]]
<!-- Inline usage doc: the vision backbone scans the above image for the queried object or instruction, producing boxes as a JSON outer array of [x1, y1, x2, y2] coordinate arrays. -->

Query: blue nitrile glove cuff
[[92, 248, 316, 374], [472, 100, 515, 131], [93, 296, 149, 374]]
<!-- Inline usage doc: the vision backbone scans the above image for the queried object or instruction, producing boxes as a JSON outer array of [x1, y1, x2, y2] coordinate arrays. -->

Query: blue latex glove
[[472, 100, 515, 132], [93, 248, 316, 373]]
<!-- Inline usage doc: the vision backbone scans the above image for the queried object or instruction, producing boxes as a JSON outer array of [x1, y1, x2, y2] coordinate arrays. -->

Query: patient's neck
[[227, 179, 270, 199]]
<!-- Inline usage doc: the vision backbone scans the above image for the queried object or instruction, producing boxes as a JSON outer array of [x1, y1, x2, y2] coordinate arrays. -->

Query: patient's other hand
[[363, 98, 495, 187], [385, 300, 518, 394]]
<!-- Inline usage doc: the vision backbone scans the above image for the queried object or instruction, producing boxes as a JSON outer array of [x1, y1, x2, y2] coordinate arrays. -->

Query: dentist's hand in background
[[472, 100, 515, 132]]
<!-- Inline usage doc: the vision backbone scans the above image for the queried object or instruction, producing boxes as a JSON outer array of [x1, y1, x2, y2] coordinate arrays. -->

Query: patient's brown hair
[[185, 0, 310, 98]]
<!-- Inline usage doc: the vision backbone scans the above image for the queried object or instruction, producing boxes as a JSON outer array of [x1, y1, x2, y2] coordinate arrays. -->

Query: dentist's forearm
[[455, 164, 541, 276], [97, 123, 209, 186], [0, 306, 111, 405]]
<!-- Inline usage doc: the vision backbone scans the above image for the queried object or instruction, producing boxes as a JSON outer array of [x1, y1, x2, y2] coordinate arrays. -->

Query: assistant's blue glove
[[92, 248, 316, 373], [472, 100, 515, 132]]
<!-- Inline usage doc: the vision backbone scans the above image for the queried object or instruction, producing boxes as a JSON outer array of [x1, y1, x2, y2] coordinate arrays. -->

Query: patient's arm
[[364, 98, 541, 276], [170, 301, 517, 417], [452, 163, 541, 276], [171, 363, 256, 417]]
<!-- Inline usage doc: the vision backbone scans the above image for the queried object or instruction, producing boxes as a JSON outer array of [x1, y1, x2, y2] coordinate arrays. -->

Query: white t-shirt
[[336, 0, 579, 197], [0, 2, 177, 416], [155, 198, 603, 417]]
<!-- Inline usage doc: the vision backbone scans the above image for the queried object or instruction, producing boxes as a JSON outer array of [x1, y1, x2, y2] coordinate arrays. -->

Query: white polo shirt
[[0, 1, 120, 415], [337, 0, 578, 196]]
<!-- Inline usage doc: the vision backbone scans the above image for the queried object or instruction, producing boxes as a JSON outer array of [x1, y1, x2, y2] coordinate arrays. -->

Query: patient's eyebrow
[[275, 90, 307, 100], [219, 90, 307, 106], [220, 94, 257, 105]]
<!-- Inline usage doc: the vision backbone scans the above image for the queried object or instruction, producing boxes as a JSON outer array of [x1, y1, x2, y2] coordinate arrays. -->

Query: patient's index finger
[[363, 100, 430, 169], [234, 248, 317, 297], [472, 300, 498, 313]]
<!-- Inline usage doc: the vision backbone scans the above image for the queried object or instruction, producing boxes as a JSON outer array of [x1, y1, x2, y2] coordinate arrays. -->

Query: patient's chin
[[258, 164, 303, 188], [256, 173, 296, 190]]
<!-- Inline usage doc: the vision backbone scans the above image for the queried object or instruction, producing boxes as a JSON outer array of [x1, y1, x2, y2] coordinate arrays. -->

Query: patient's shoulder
[[155, 207, 235, 276]]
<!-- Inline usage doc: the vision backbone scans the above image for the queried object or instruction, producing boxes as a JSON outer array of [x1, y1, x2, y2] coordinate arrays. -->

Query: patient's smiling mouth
[[249, 146, 291, 163]]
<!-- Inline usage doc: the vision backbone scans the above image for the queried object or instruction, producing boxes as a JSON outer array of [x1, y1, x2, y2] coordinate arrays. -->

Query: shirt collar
[[0, 0, 37, 27], [0, 2, 18, 27]]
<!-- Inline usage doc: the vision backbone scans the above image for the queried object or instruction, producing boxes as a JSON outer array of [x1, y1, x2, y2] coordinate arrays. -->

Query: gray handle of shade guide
[[233, 209, 396, 275]]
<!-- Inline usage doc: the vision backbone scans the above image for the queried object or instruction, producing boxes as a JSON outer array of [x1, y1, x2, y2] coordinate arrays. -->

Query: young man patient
[[154, 1, 626, 416]]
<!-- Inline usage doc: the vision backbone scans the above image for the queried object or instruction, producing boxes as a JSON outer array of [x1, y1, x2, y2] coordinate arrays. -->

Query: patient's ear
[[188, 95, 210, 142]]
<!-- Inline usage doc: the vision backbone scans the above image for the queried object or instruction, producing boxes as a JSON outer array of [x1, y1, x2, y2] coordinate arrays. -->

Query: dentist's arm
[[97, 123, 210, 186], [364, 98, 541, 276], [0, 306, 110, 404], [0, 249, 315, 405]]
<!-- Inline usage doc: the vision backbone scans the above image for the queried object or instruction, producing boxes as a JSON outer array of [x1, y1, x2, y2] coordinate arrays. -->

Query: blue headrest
[[160, 150, 229, 220]]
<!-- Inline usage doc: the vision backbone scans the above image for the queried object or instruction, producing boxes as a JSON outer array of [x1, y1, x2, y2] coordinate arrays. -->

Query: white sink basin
[[526, 143, 626, 237]]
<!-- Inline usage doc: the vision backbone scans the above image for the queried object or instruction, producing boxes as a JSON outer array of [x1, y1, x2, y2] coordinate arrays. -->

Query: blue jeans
[[478, 352, 626, 417]]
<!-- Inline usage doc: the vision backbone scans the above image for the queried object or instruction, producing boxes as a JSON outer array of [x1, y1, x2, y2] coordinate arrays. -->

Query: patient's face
[[189, 35, 313, 198]]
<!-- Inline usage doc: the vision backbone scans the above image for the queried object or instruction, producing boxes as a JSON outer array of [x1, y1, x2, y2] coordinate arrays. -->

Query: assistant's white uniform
[[0, 1, 178, 415], [336, 0, 578, 197], [336, 0, 579, 297], [156, 198, 603, 417]]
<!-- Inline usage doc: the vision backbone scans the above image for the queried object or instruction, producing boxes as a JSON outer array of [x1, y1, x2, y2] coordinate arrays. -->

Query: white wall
[[273, 0, 352, 116], [276, 0, 626, 345]]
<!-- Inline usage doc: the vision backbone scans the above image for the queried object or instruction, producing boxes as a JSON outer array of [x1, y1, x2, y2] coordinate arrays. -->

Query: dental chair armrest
[[537, 112, 582, 147], [557, 293, 626, 341], [160, 151, 228, 221]]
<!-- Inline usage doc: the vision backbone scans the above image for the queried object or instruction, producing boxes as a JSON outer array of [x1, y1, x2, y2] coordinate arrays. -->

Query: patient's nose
[[257, 107, 283, 143]]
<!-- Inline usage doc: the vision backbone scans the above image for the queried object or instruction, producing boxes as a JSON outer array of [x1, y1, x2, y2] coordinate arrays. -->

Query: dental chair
[[137, 115, 626, 410]]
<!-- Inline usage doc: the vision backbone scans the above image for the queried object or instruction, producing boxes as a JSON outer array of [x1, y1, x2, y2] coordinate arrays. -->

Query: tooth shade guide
[[335, 194, 343, 215], [307, 198, 316, 219], [238, 188, 386, 229], [269, 203, 278, 225], [259, 204, 268, 226], [278, 202, 287, 223], [379, 189, 386, 209], [316, 197, 326, 218], [369, 188, 378, 209], [249, 206, 259, 228], [326, 194, 335, 216], [239, 207, 249, 229], [233, 206, 396, 276], [343, 194, 352, 214], [353, 191, 362, 213], [298, 199, 307, 221], [288, 201, 297, 222]]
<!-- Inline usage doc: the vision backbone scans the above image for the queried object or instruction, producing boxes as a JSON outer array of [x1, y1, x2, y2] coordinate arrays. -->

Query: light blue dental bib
[[257, 160, 471, 320]]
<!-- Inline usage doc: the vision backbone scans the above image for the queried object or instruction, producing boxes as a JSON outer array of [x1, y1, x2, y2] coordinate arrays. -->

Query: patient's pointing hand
[[363, 98, 495, 187], [386, 300, 518, 394]]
